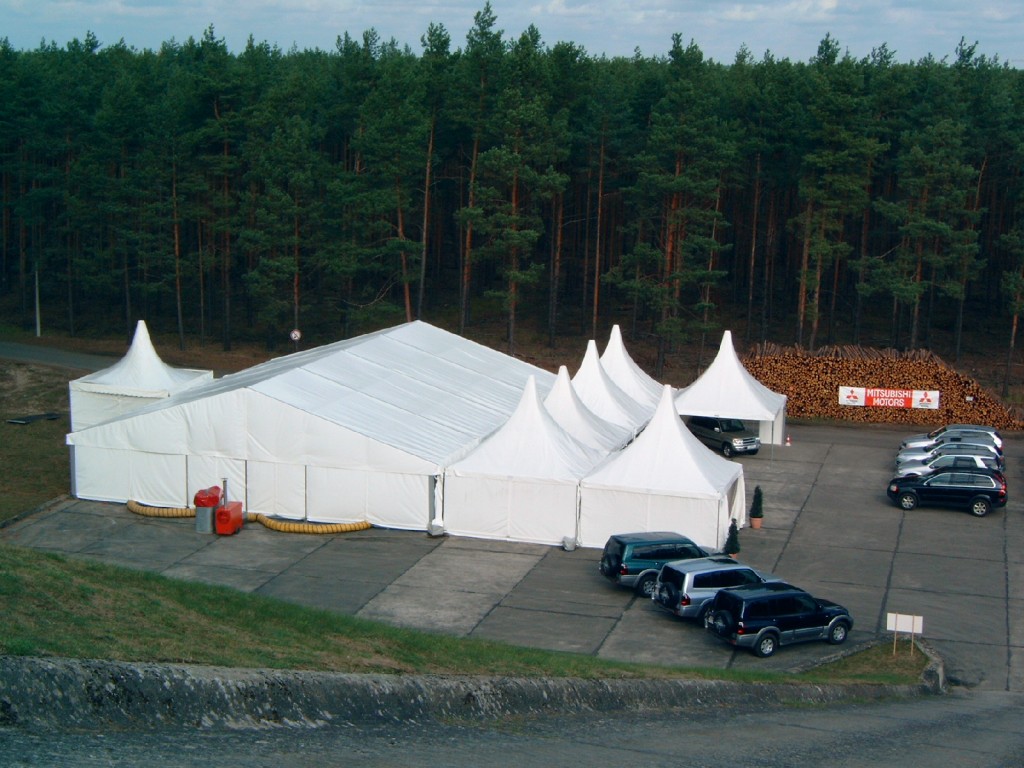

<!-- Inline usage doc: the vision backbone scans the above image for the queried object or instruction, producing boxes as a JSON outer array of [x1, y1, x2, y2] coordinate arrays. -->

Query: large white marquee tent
[[67, 322, 556, 530], [66, 321, 751, 551], [674, 330, 787, 446], [69, 320, 213, 431]]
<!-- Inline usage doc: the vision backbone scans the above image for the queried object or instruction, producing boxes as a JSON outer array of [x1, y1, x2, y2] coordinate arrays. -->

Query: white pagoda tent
[[578, 385, 746, 550], [443, 376, 604, 545], [69, 320, 213, 431], [674, 330, 787, 446]]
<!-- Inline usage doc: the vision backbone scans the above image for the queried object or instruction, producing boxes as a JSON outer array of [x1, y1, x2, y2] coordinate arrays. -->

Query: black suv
[[704, 582, 853, 658], [886, 468, 1007, 517], [599, 532, 709, 597]]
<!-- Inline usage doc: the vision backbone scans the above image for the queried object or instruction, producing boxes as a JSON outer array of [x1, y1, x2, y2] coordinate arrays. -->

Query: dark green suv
[[599, 532, 709, 597]]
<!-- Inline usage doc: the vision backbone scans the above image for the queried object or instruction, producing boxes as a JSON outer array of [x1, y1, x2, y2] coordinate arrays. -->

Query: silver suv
[[896, 440, 1002, 467], [899, 424, 1002, 452], [652, 556, 779, 621], [894, 452, 1002, 478], [685, 416, 760, 457]]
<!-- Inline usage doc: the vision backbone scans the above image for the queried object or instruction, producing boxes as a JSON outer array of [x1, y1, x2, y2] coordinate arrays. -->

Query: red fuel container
[[215, 501, 244, 535]]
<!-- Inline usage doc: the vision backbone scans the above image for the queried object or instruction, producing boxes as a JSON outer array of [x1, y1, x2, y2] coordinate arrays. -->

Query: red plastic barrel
[[194, 486, 223, 508]]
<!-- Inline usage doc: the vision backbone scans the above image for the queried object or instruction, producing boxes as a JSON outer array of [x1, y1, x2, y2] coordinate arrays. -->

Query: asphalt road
[[4, 690, 1024, 767]]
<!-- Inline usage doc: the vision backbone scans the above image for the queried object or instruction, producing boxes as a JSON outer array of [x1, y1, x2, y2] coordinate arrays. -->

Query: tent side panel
[[69, 389, 163, 432], [578, 486, 725, 551], [187, 455, 247, 509], [577, 487, 648, 549], [506, 481, 578, 546], [758, 409, 787, 446], [70, 446, 186, 507], [246, 460, 306, 520], [441, 475, 510, 540], [306, 466, 429, 530]]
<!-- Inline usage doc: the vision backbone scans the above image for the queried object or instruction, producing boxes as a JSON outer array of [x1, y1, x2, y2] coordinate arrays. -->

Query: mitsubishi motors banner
[[839, 386, 940, 409]]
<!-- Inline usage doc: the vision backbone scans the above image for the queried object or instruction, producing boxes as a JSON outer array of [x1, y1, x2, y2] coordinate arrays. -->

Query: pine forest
[[3, 4, 1024, 383]]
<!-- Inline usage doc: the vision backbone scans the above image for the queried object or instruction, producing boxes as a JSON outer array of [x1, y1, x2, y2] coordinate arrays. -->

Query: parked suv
[[899, 424, 1002, 453], [895, 441, 1004, 469], [685, 416, 760, 457], [886, 468, 1007, 517], [704, 582, 852, 658], [599, 532, 709, 596], [894, 452, 1002, 478], [652, 556, 779, 621]]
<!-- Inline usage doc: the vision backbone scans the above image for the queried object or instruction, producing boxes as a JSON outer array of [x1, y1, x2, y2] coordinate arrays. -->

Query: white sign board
[[886, 612, 923, 634], [839, 387, 940, 409]]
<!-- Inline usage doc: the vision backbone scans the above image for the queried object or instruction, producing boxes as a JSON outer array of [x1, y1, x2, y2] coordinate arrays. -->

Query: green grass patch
[[0, 363, 71, 524], [0, 544, 926, 684]]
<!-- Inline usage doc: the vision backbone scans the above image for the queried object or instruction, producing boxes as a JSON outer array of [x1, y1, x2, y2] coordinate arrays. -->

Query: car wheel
[[754, 632, 778, 658], [599, 555, 619, 577], [722, 443, 733, 458], [635, 573, 657, 597], [696, 602, 711, 623], [828, 621, 850, 645], [968, 496, 992, 518], [897, 492, 918, 510], [712, 610, 734, 633]]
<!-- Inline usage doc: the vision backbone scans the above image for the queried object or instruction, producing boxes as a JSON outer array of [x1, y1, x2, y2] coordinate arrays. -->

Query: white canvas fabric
[[67, 321, 556, 528], [443, 376, 605, 545], [600, 324, 663, 412], [571, 340, 650, 432], [69, 320, 213, 430], [674, 330, 787, 446], [579, 385, 746, 550], [544, 366, 632, 452]]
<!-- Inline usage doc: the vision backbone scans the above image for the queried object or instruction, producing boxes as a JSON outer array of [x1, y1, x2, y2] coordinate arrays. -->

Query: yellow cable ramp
[[126, 500, 372, 534]]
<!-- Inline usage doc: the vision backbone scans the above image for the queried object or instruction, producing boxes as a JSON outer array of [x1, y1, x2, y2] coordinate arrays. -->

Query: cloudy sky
[[2, 0, 1021, 65]]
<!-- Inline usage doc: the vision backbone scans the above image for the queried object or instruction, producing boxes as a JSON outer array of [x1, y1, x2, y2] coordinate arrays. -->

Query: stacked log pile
[[744, 345, 1024, 430]]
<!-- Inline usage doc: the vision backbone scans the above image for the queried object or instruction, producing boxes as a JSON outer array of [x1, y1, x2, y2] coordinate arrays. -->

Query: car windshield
[[720, 419, 746, 432]]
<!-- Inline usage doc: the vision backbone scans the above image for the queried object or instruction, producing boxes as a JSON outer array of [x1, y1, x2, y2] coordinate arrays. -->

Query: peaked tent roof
[[571, 340, 651, 431], [600, 324, 663, 412], [71, 320, 212, 397], [544, 366, 632, 452], [583, 385, 742, 498], [447, 376, 604, 480], [674, 330, 786, 422], [68, 321, 557, 468]]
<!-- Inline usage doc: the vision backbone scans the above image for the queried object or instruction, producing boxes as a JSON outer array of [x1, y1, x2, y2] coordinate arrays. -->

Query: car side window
[[672, 544, 703, 559], [744, 600, 769, 619], [632, 545, 657, 560], [716, 569, 752, 587], [694, 573, 713, 589], [927, 472, 954, 486], [794, 594, 818, 613]]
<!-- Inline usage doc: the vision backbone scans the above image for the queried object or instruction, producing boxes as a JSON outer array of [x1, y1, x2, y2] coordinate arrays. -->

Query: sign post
[[886, 612, 924, 655]]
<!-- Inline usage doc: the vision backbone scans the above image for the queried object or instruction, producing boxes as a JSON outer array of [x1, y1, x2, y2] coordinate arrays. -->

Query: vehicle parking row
[[598, 531, 853, 658], [886, 423, 1007, 517]]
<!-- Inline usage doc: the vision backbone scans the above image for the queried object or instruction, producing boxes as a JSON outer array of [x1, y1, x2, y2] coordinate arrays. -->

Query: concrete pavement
[[3, 422, 1021, 689]]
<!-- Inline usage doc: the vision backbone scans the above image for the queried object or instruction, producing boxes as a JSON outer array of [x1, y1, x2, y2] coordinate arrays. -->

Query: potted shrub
[[749, 485, 764, 529], [724, 519, 740, 558]]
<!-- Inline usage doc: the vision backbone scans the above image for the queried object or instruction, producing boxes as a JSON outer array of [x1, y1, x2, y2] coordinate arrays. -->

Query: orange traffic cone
[[785, 434, 792, 447]]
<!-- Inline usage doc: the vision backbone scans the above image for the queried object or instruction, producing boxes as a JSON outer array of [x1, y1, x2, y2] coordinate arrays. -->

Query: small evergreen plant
[[750, 485, 763, 518], [724, 519, 740, 556]]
